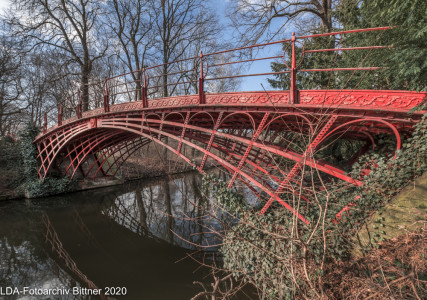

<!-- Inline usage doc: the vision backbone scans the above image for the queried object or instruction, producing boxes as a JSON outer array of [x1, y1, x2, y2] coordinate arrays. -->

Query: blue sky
[[0, 0, 291, 92], [210, 0, 291, 91]]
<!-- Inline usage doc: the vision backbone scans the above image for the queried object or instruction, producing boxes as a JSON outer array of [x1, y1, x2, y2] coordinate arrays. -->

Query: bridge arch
[[35, 92, 425, 224], [98, 123, 310, 223]]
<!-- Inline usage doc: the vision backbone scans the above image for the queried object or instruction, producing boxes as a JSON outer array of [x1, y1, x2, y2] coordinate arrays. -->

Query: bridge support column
[[58, 105, 63, 126], [198, 51, 205, 104], [103, 80, 110, 113], [290, 32, 298, 104]]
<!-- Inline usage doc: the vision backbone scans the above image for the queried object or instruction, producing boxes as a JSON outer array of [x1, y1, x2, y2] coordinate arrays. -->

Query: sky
[[0, 0, 288, 92], [0, 0, 8, 12], [211, 0, 288, 91]]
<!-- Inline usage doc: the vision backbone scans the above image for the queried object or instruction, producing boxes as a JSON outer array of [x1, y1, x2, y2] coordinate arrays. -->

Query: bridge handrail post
[[43, 112, 47, 134], [198, 51, 205, 104], [290, 32, 298, 104], [58, 104, 63, 126], [77, 90, 82, 119], [103, 79, 110, 113], [141, 69, 148, 108]]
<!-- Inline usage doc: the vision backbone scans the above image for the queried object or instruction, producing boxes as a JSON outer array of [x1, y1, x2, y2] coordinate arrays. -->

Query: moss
[[355, 172, 427, 253]]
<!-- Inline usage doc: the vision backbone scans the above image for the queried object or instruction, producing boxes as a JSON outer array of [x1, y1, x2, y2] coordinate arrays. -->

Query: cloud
[[0, 0, 10, 12]]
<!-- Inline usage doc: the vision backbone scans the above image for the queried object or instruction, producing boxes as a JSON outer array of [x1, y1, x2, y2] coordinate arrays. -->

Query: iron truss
[[34, 27, 427, 224], [35, 90, 426, 224]]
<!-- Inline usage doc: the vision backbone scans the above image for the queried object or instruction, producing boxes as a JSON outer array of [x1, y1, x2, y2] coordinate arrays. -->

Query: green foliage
[[351, 114, 427, 197], [370, 214, 387, 247], [367, 0, 426, 90], [315, 138, 365, 168], [19, 123, 41, 180], [269, 0, 427, 91], [337, 0, 427, 91], [207, 114, 427, 299], [19, 123, 74, 198], [23, 176, 75, 198], [202, 173, 245, 216]]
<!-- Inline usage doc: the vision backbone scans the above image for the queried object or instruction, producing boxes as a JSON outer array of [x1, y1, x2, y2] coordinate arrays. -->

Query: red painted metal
[[259, 114, 339, 215], [332, 202, 357, 224], [227, 112, 270, 188], [58, 105, 63, 126], [199, 111, 223, 171], [297, 26, 393, 39], [199, 51, 205, 104], [304, 45, 390, 53], [290, 32, 297, 104], [34, 26, 427, 224]]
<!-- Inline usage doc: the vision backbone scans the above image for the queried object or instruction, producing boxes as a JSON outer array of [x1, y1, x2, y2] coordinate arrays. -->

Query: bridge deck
[[36, 90, 425, 140]]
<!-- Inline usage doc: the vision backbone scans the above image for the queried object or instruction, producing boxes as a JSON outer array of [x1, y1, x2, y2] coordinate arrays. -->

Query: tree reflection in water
[[0, 171, 231, 299], [101, 172, 222, 249], [0, 202, 87, 299]]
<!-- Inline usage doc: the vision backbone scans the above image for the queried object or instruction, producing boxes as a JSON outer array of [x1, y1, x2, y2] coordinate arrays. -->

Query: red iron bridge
[[34, 27, 426, 224]]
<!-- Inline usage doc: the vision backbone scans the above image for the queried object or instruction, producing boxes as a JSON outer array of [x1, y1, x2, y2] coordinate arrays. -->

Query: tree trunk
[[163, 179, 174, 243], [162, 62, 169, 161], [81, 66, 90, 112], [135, 188, 148, 233], [135, 72, 142, 102], [322, 0, 333, 32]]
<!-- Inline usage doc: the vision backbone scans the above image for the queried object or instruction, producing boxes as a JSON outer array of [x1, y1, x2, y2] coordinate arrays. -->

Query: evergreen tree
[[269, 0, 427, 91], [359, 0, 427, 91]]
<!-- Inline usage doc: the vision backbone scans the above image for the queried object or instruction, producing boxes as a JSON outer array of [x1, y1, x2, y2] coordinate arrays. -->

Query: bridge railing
[[45, 26, 393, 133]]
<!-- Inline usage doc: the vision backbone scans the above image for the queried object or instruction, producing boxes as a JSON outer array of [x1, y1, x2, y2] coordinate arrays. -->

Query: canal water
[[0, 171, 253, 300]]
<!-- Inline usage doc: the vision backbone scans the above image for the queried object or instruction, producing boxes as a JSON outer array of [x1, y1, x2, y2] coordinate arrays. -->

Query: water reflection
[[0, 171, 229, 300], [0, 202, 88, 300], [100, 173, 220, 249]]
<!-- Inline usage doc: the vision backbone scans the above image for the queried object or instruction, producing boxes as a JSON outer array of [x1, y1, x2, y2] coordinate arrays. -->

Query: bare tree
[[9, 0, 108, 111], [152, 0, 220, 97], [32, 50, 80, 120], [149, 0, 222, 161], [0, 30, 26, 135], [228, 0, 334, 44], [172, 21, 242, 95], [107, 0, 155, 101]]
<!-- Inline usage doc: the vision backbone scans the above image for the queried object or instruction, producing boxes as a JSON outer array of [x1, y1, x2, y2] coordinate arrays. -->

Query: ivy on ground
[[202, 113, 427, 299]]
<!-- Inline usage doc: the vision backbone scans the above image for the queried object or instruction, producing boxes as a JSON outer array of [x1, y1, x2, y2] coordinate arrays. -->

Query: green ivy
[[19, 123, 75, 198], [203, 113, 427, 299], [202, 173, 246, 216]]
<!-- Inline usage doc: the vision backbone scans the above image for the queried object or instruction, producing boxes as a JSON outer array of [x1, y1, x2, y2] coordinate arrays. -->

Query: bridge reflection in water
[[0, 171, 246, 300]]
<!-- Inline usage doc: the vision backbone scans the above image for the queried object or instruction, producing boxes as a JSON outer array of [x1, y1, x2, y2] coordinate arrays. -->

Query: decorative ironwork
[[34, 27, 427, 224]]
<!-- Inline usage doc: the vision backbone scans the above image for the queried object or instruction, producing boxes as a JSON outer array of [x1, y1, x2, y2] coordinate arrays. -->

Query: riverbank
[[0, 156, 218, 201], [355, 171, 427, 252]]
